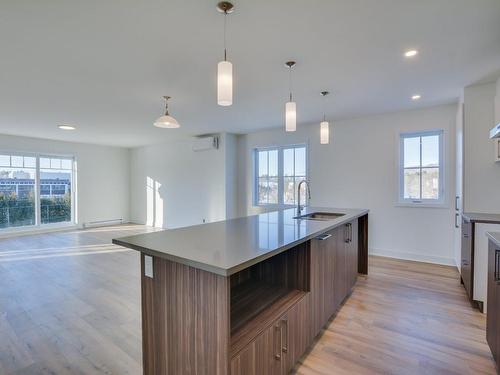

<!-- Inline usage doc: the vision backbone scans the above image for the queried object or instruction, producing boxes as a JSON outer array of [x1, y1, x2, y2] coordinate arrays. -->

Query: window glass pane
[[24, 157, 36, 168], [403, 168, 421, 199], [283, 177, 295, 204], [0, 155, 10, 167], [283, 149, 294, 177], [258, 151, 268, 177], [61, 159, 72, 170], [295, 147, 306, 176], [0, 162, 36, 229], [422, 135, 439, 167], [40, 158, 72, 224], [40, 158, 50, 169], [268, 177, 278, 204], [50, 158, 61, 169], [11, 156, 23, 167], [268, 150, 278, 177], [258, 178, 267, 204], [422, 168, 439, 199], [403, 137, 420, 168]]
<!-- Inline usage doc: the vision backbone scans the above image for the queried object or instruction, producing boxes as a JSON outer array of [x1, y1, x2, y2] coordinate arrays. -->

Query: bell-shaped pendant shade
[[285, 101, 297, 132], [217, 60, 233, 106], [154, 114, 180, 129], [320, 120, 329, 144]]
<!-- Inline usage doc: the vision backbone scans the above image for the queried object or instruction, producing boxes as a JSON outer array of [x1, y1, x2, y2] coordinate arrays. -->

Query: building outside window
[[254, 144, 308, 207], [398, 130, 444, 205], [0, 153, 75, 230]]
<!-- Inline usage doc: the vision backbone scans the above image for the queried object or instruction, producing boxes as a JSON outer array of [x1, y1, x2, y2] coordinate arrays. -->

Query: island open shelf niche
[[229, 242, 310, 357]]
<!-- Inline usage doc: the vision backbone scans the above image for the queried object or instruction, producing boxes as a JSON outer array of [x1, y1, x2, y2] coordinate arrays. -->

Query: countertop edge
[[113, 209, 369, 277], [462, 212, 500, 224]]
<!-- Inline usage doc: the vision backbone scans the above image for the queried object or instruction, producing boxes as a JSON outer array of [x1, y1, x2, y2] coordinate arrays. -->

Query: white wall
[[0, 134, 130, 225], [224, 133, 239, 220], [463, 82, 500, 213], [237, 104, 457, 265], [496, 77, 500, 124], [129, 134, 231, 229]]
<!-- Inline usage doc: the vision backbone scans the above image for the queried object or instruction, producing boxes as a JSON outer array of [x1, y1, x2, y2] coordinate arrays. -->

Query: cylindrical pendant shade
[[285, 101, 296, 132], [217, 60, 233, 106], [320, 121, 329, 144]]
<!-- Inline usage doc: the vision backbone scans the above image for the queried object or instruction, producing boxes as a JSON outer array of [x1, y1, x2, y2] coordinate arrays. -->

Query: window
[[0, 153, 75, 230], [255, 145, 307, 207], [399, 130, 444, 205]]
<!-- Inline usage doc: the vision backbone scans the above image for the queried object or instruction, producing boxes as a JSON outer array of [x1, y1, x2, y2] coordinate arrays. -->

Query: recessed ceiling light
[[58, 125, 76, 130], [412, 95, 421, 100], [404, 50, 418, 58]]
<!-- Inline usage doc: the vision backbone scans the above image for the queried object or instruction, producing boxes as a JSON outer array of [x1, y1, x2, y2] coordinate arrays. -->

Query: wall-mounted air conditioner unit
[[192, 136, 219, 152]]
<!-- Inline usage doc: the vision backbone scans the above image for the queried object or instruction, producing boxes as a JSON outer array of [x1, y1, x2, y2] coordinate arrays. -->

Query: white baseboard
[[370, 248, 457, 267]]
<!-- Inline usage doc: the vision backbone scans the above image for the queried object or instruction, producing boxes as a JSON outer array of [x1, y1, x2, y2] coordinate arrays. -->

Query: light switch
[[144, 255, 153, 278]]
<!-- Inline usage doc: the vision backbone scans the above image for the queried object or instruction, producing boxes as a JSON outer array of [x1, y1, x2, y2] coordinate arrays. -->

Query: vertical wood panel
[[141, 254, 230, 375]]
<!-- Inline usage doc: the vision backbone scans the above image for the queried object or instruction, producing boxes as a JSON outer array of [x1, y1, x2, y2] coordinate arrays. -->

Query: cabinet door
[[347, 219, 359, 291], [334, 226, 348, 309], [487, 240, 499, 364], [461, 219, 472, 298], [310, 229, 336, 336], [230, 322, 282, 375], [281, 295, 310, 374]]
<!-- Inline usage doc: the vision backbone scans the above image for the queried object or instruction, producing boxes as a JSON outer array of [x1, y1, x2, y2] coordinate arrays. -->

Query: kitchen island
[[113, 207, 369, 375]]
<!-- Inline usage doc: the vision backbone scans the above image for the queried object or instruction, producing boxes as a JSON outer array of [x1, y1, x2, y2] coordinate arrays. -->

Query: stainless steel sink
[[294, 212, 345, 221]]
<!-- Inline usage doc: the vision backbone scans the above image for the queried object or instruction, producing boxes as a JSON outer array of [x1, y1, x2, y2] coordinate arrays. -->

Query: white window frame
[[253, 144, 308, 208], [398, 130, 445, 207], [0, 151, 77, 232]]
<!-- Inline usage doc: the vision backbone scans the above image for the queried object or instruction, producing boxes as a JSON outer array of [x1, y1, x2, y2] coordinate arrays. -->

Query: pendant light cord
[[323, 96, 326, 122], [223, 12, 227, 61], [289, 67, 293, 101]]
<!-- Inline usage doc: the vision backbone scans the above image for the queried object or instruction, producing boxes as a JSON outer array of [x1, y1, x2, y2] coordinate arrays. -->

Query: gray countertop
[[463, 212, 500, 224], [486, 232, 500, 248], [113, 207, 368, 276]]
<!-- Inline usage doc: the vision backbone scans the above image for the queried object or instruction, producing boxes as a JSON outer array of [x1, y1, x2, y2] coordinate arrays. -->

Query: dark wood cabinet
[[487, 239, 500, 370], [280, 295, 310, 374], [230, 321, 281, 375], [309, 220, 360, 341], [310, 229, 337, 335], [230, 295, 310, 375], [347, 220, 359, 291], [461, 218, 473, 299], [334, 226, 348, 309]]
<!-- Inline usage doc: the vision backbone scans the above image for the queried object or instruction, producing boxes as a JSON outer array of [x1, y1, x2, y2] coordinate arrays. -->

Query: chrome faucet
[[296, 180, 311, 216]]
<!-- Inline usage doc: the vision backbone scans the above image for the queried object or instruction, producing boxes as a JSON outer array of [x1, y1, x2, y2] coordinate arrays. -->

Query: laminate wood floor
[[0, 226, 496, 374], [294, 256, 497, 375]]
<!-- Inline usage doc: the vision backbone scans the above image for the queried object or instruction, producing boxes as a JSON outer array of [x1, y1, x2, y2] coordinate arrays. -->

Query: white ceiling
[[1, 0, 500, 147]]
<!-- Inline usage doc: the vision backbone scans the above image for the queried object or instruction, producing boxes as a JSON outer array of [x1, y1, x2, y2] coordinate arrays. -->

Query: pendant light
[[154, 96, 180, 128], [320, 91, 330, 144], [217, 2, 234, 106], [285, 61, 297, 132]]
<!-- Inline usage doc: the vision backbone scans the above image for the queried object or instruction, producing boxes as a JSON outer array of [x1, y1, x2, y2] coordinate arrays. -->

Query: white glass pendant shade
[[285, 101, 297, 132], [154, 114, 180, 129], [320, 120, 329, 144], [217, 60, 233, 106]]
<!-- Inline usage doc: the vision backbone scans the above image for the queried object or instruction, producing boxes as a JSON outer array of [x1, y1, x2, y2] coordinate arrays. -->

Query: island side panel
[[358, 214, 369, 275], [141, 254, 230, 375]]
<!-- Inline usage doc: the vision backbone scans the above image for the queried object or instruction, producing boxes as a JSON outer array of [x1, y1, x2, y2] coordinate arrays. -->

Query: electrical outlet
[[144, 255, 153, 278]]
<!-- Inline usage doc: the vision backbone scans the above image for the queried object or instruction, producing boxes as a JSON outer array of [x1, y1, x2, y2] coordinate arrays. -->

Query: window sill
[[0, 222, 78, 239], [395, 201, 449, 209]]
